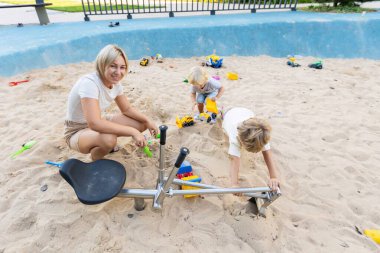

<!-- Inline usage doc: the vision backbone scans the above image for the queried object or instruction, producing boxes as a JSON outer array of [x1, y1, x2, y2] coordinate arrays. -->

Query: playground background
[[1, 3, 380, 253]]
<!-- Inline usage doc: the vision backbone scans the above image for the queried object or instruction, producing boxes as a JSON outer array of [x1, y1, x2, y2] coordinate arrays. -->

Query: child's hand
[[268, 178, 280, 191], [210, 97, 217, 101]]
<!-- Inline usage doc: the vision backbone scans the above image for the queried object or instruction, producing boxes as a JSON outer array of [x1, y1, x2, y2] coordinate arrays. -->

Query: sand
[[0, 55, 380, 252]]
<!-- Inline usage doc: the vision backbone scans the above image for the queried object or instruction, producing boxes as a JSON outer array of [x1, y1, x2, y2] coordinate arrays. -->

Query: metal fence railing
[[81, 0, 298, 21]]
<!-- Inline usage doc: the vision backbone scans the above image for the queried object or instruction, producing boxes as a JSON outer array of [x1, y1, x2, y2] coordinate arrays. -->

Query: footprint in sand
[[222, 195, 247, 216], [155, 108, 170, 122], [355, 175, 368, 184], [9, 212, 38, 232], [136, 159, 149, 168], [321, 132, 348, 143], [350, 149, 371, 162], [364, 125, 380, 133], [348, 202, 363, 216], [207, 124, 224, 141], [121, 144, 136, 156], [343, 166, 356, 174]]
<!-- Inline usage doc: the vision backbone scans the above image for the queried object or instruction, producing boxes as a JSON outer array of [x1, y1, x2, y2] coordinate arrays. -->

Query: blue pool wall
[[0, 11, 379, 76]]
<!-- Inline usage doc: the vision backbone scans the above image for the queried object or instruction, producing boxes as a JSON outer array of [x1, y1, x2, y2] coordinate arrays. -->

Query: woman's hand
[[145, 120, 159, 137], [132, 131, 147, 147], [268, 178, 280, 191]]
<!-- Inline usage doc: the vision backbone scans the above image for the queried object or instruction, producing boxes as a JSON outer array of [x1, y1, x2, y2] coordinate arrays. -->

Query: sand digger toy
[[176, 115, 195, 128]]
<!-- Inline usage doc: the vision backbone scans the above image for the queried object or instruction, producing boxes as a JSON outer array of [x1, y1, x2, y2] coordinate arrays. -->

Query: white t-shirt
[[222, 107, 270, 157], [191, 77, 221, 94], [66, 72, 123, 123]]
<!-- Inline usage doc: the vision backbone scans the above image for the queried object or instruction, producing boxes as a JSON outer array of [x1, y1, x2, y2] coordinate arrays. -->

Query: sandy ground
[[0, 55, 380, 252]]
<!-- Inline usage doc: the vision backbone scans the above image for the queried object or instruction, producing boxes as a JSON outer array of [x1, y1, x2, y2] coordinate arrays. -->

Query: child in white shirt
[[222, 107, 280, 190]]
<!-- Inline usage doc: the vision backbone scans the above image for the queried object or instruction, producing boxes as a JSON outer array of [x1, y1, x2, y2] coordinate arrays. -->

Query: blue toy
[[176, 160, 202, 198], [206, 58, 223, 68], [205, 54, 223, 68], [177, 160, 192, 174], [45, 160, 63, 168]]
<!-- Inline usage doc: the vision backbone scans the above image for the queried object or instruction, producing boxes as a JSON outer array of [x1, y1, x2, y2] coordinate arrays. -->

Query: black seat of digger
[[59, 159, 126, 205]]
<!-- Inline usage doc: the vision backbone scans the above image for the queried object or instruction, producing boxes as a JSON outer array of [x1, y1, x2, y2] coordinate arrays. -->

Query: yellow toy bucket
[[364, 229, 380, 244], [226, 72, 238, 80], [206, 98, 218, 114]]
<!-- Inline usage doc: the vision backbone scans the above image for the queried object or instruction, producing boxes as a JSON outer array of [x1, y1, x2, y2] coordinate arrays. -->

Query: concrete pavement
[[0, 2, 280, 25], [1, 1, 378, 26]]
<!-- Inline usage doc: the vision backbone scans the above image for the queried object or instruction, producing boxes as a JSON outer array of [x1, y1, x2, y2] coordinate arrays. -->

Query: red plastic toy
[[9, 79, 29, 87]]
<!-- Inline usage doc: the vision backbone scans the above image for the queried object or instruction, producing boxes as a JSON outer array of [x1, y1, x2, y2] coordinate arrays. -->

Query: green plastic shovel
[[143, 146, 153, 158], [10, 140, 37, 159], [143, 134, 160, 157]]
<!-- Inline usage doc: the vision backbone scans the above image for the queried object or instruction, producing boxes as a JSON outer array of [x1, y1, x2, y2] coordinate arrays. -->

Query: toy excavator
[[287, 56, 301, 67], [197, 98, 218, 123], [176, 98, 219, 128], [205, 54, 223, 68], [176, 115, 195, 128]]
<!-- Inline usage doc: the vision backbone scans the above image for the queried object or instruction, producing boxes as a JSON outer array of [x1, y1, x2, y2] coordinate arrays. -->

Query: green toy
[[148, 133, 160, 145], [143, 146, 153, 157], [10, 140, 37, 159], [308, 60, 323, 69], [143, 134, 160, 157]]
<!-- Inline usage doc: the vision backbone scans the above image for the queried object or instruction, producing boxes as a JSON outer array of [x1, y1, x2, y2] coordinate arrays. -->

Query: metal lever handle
[[159, 125, 168, 145], [174, 147, 190, 168]]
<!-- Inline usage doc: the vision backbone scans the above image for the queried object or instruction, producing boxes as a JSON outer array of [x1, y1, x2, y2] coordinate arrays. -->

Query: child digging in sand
[[222, 107, 280, 191], [188, 66, 225, 116]]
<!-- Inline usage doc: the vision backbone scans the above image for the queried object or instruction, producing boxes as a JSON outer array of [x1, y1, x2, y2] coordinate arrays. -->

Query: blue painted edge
[[0, 11, 379, 77]]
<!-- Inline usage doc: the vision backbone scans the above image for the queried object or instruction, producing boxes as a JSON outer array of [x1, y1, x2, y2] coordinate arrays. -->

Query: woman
[[64, 44, 158, 160]]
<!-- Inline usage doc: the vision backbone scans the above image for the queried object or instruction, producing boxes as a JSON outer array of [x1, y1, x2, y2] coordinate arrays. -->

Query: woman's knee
[[99, 134, 117, 149]]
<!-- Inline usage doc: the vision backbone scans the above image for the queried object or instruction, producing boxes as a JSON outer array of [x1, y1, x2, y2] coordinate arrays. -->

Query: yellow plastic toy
[[287, 55, 301, 67], [226, 72, 238, 80], [364, 229, 380, 244], [140, 58, 149, 66], [181, 175, 201, 198], [205, 98, 218, 114], [176, 115, 195, 128], [199, 112, 213, 123], [206, 54, 220, 62]]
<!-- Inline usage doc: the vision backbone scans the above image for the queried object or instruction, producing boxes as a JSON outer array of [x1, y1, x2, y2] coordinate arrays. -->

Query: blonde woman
[[64, 44, 158, 161], [188, 66, 225, 114], [222, 107, 280, 191]]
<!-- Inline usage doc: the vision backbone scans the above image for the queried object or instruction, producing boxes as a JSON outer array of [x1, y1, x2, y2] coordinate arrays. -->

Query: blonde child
[[222, 107, 280, 191], [188, 66, 225, 114]]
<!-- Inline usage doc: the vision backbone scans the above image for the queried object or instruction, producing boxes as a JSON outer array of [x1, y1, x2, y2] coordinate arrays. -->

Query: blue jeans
[[196, 91, 218, 104]]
